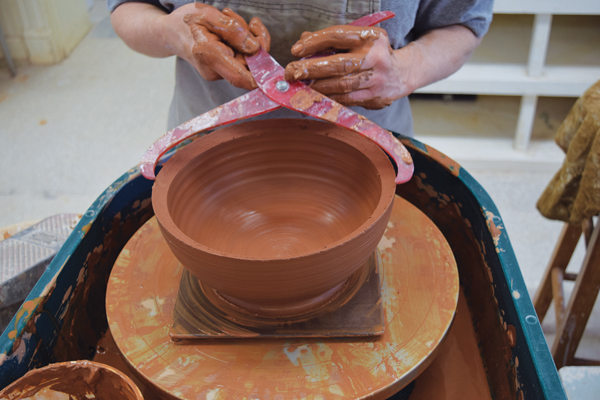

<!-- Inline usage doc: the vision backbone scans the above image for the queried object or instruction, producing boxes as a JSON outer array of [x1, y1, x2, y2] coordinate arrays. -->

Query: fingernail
[[294, 69, 303, 80], [291, 43, 303, 54]]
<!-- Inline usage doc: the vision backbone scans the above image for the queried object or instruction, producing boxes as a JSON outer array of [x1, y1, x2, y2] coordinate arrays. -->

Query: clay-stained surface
[[94, 329, 163, 400], [289, 89, 324, 111], [0, 128, 557, 397], [0, 360, 143, 399], [99, 289, 492, 400], [410, 288, 492, 400], [152, 119, 396, 314], [106, 195, 459, 399], [52, 201, 154, 363], [396, 160, 522, 399], [413, 143, 462, 177]]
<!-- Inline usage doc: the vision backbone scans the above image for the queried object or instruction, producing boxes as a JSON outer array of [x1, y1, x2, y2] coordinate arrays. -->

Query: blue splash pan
[[0, 133, 566, 399]]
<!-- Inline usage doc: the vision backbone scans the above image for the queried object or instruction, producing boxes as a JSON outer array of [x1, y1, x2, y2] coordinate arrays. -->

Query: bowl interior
[[167, 129, 384, 259]]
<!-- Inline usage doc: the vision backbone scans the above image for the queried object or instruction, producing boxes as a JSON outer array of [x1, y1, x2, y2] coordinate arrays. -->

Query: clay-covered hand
[[285, 26, 407, 109], [169, 4, 270, 90]]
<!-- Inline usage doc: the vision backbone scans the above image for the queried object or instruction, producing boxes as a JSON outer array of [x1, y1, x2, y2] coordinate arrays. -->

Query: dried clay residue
[[506, 324, 517, 348], [414, 173, 456, 208], [484, 210, 503, 249], [321, 103, 342, 122], [0, 257, 67, 369], [396, 172, 518, 400], [53, 200, 153, 362], [422, 143, 462, 177], [289, 89, 323, 111], [6, 299, 42, 341]]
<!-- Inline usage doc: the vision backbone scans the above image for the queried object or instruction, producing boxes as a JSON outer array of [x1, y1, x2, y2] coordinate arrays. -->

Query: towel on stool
[[537, 80, 600, 224]]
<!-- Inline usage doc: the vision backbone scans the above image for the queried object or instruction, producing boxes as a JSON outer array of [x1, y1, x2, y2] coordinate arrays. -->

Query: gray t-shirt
[[108, 0, 493, 135]]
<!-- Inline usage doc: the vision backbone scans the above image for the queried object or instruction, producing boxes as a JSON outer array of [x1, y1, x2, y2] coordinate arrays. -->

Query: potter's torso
[[107, 0, 493, 134], [164, 0, 421, 134]]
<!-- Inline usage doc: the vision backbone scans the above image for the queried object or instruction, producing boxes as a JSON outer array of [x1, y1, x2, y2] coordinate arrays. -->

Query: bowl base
[[170, 252, 384, 340], [213, 279, 349, 321]]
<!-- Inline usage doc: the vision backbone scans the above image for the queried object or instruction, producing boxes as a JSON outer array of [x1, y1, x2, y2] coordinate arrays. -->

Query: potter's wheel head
[[152, 119, 396, 316]]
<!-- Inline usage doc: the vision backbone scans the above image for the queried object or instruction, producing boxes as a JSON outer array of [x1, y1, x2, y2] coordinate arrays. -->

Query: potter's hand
[[285, 26, 407, 110], [161, 4, 270, 90]]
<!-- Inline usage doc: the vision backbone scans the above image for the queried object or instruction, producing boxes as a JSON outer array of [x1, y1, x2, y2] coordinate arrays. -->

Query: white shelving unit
[[415, 0, 600, 150]]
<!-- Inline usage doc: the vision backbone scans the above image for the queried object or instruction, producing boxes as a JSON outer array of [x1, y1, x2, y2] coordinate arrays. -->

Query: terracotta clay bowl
[[0, 360, 144, 400], [152, 119, 396, 318]]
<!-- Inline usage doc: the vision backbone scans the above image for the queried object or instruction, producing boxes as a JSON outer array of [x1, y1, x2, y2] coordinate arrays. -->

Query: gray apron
[[166, 0, 413, 137]]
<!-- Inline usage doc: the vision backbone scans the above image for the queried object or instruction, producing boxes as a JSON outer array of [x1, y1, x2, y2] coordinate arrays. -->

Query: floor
[[1, 0, 599, 365]]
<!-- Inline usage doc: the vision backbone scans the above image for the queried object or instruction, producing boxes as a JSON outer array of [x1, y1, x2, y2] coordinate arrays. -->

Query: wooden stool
[[535, 80, 600, 369], [533, 217, 600, 369]]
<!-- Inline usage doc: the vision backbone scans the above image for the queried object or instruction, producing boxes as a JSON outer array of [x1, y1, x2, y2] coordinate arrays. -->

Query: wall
[[0, 0, 91, 66]]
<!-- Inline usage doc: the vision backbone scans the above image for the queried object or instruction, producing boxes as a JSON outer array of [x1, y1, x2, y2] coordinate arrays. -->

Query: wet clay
[[152, 119, 396, 312], [221, 8, 270, 52], [107, 194, 459, 399], [0, 360, 143, 400], [285, 26, 394, 109], [184, 4, 269, 90], [287, 26, 381, 79]]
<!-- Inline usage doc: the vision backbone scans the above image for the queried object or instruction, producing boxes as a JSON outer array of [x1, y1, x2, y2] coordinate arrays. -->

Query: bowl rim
[[152, 118, 397, 262]]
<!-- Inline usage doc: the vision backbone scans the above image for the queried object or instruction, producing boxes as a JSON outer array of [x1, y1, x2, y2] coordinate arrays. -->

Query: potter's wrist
[[390, 47, 419, 99], [157, 14, 189, 61]]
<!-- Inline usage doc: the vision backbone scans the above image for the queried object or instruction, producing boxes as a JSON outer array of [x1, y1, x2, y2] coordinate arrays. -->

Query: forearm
[[110, 2, 192, 60], [394, 25, 481, 97]]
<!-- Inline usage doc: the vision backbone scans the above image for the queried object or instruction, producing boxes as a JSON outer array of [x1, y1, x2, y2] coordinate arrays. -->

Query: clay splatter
[[289, 89, 323, 111]]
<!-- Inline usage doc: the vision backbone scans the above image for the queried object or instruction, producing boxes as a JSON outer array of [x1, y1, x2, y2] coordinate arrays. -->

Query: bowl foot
[[199, 255, 373, 325], [170, 252, 384, 337]]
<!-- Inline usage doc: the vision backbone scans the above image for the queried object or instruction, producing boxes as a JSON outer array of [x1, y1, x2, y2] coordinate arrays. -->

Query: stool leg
[[551, 268, 565, 327], [583, 218, 594, 245], [533, 223, 582, 321], [552, 221, 600, 369]]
